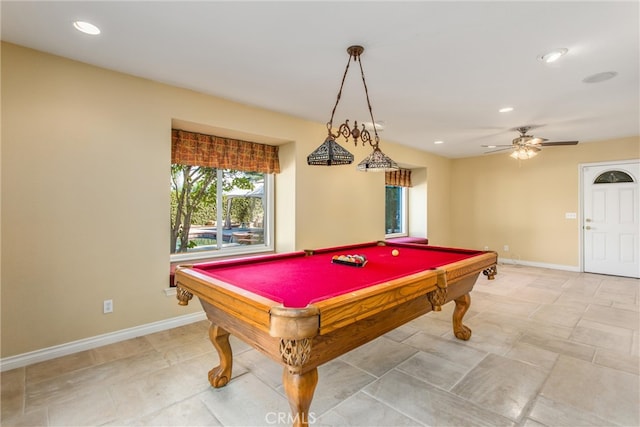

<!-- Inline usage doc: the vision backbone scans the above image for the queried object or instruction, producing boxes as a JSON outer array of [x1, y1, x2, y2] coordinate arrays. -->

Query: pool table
[[175, 241, 497, 426]]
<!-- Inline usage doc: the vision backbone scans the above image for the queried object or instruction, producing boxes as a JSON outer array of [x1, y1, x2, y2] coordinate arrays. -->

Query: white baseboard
[[0, 311, 206, 372], [498, 257, 580, 272]]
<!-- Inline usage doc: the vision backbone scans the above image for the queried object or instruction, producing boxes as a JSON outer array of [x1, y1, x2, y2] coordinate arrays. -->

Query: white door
[[582, 160, 640, 278]]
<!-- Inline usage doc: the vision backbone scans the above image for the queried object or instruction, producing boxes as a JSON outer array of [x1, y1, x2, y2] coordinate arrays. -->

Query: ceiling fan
[[483, 126, 579, 159]]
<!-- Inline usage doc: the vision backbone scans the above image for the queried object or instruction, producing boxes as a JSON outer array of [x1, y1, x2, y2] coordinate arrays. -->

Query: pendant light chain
[[327, 52, 354, 133], [355, 52, 380, 146]]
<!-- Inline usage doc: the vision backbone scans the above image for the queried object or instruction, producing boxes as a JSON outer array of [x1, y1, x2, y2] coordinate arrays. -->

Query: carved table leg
[[207, 325, 232, 388], [282, 368, 318, 427], [452, 293, 472, 340]]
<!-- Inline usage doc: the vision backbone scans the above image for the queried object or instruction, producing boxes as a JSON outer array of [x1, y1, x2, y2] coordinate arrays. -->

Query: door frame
[[579, 159, 640, 273]]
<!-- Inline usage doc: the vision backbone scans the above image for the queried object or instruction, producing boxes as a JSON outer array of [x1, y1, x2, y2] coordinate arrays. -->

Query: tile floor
[[2, 265, 639, 426]]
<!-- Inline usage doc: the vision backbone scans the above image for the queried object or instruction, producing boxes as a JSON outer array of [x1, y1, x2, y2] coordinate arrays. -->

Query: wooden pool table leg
[[452, 293, 472, 340], [207, 325, 232, 387], [282, 367, 318, 427]]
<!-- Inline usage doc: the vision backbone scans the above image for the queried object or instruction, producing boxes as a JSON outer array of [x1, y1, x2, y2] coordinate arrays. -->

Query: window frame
[[384, 185, 408, 238], [170, 172, 275, 263]]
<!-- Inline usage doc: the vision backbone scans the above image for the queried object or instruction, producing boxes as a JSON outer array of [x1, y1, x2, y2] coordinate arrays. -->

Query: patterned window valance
[[171, 129, 280, 174], [385, 168, 412, 187]]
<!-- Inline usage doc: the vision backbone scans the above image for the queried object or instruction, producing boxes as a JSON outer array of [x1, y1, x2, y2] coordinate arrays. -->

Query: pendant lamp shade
[[307, 137, 355, 166], [356, 146, 399, 172]]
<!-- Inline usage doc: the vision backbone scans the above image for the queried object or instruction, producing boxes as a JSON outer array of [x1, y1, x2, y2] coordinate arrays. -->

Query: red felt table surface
[[192, 242, 482, 308]]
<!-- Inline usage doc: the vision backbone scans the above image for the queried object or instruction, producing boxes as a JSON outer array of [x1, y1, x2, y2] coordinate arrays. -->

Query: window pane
[[222, 171, 265, 246], [385, 186, 404, 234], [170, 166, 268, 256], [170, 165, 216, 254]]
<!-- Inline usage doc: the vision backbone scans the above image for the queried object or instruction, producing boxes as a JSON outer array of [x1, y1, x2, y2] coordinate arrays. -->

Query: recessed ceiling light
[[434, 140, 444, 145], [73, 21, 101, 35], [537, 48, 568, 63], [499, 107, 514, 113], [583, 71, 618, 83]]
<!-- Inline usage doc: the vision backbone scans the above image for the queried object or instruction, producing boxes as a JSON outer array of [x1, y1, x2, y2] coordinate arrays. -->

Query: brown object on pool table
[[175, 241, 497, 427]]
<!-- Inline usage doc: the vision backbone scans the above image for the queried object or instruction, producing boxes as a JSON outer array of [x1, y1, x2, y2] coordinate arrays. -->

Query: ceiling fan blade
[[540, 140, 579, 146], [484, 147, 514, 154], [481, 144, 513, 148]]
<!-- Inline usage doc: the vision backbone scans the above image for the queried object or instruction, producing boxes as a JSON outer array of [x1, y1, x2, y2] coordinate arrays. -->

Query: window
[[170, 129, 278, 261], [385, 185, 407, 236], [594, 170, 634, 184], [384, 168, 411, 237]]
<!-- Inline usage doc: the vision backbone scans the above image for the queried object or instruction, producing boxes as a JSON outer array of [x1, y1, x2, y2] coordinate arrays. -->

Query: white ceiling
[[2, 1, 638, 158]]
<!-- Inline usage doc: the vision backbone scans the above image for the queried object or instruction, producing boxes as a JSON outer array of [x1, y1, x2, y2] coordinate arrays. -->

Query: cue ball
[[392, 249, 399, 256]]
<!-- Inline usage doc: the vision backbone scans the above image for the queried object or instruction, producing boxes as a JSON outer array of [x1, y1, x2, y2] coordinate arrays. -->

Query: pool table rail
[[438, 251, 498, 282], [314, 268, 443, 334], [175, 265, 277, 335]]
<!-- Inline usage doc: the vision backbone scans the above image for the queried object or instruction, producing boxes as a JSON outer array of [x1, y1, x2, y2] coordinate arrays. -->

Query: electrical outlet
[[484, 246, 489, 250], [103, 299, 113, 314], [503, 245, 509, 252]]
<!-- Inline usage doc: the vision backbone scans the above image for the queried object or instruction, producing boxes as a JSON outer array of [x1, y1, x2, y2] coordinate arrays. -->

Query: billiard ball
[[392, 249, 399, 256]]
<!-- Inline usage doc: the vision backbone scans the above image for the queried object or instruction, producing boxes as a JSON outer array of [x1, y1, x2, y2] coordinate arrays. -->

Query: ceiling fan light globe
[[510, 148, 538, 160]]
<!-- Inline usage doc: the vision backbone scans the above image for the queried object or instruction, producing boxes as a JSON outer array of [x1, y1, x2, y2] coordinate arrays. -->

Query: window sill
[[386, 236, 429, 244], [170, 244, 274, 264]]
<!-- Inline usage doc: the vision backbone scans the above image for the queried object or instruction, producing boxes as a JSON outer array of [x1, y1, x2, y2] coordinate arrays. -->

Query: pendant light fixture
[[307, 45, 399, 172]]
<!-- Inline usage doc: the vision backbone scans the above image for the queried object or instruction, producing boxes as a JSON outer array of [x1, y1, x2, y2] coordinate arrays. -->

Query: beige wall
[[0, 43, 450, 357], [450, 136, 640, 266]]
